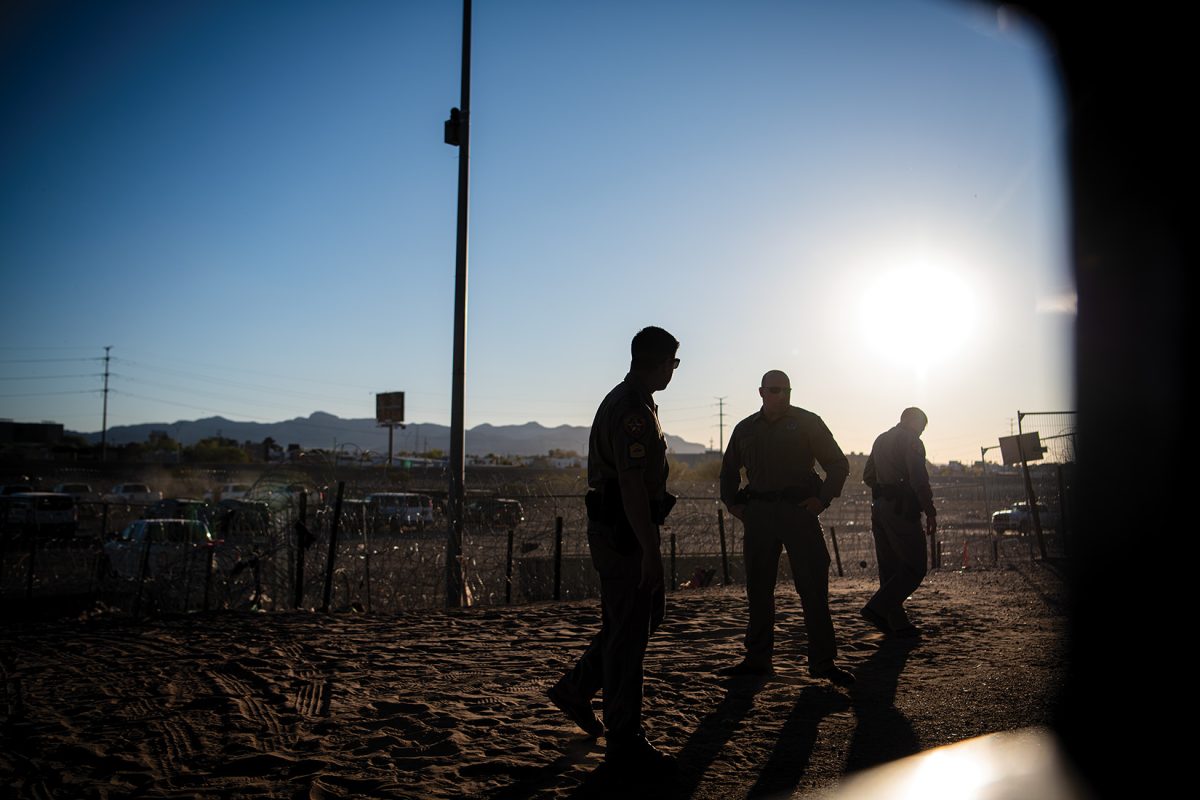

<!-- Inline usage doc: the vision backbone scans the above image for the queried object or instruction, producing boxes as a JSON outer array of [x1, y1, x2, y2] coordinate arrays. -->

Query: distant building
[[0, 420, 64, 445]]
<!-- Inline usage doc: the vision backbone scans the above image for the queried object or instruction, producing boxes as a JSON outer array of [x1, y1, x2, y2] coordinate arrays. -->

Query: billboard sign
[[998, 432, 1045, 465], [376, 392, 405, 425]]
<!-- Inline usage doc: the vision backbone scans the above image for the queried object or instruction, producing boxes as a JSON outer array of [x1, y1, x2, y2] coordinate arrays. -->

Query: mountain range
[[74, 412, 708, 456]]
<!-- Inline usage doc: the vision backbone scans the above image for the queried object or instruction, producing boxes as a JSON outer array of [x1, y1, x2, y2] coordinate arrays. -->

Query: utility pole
[[443, 0, 472, 608], [100, 345, 112, 463], [716, 396, 727, 455]]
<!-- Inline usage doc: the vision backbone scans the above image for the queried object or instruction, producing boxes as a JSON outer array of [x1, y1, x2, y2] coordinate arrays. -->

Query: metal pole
[[829, 526, 844, 577], [553, 516, 563, 601], [1057, 462, 1069, 556], [294, 491, 308, 609], [203, 543, 214, 611], [669, 529, 677, 591], [362, 503, 372, 613], [25, 525, 38, 601], [505, 528, 514, 604], [1017, 411, 1049, 559], [716, 397, 726, 454], [100, 346, 111, 463], [717, 506, 730, 585], [444, 0, 472, 609], [322, 481, 345, 612], [134, 525, 153, 620]]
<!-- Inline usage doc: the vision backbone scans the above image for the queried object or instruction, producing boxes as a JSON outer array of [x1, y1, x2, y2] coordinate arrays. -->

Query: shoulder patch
[[622, 412, 647, 439], [629, 442, 646, 459]]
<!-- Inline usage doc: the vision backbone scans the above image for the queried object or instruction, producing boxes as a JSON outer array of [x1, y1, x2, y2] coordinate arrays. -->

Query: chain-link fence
[[0, 474, 1070, 618]]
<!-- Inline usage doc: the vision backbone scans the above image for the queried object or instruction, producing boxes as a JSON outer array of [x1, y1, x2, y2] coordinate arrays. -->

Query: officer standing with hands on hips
[[861, 407, 935, 638], [718, 370, 855, 686], [547, 326, 680, 776]]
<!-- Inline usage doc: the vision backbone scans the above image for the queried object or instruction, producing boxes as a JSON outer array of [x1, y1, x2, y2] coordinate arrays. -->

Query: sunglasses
[[761, 386, 791, 394]]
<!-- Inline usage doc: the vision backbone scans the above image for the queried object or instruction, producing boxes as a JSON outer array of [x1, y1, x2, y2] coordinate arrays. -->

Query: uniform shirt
[[588, 373, 669, 498], [720, 406, 849, 509], [863, 424, 935, 517]]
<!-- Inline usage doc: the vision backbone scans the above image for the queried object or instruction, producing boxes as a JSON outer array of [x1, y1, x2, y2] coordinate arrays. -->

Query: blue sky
[[1, 0, 1073, 463]]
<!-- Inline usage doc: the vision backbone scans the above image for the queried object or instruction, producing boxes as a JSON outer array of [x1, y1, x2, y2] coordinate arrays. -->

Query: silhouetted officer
[[718, 370, 855, 686], [862, 407, 936, 637], [547, 326, 679, 775]]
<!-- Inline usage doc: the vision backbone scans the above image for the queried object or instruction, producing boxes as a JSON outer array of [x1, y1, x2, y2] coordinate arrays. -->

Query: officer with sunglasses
[[718, 370, 855, 686], [547, 326, 680, 776]]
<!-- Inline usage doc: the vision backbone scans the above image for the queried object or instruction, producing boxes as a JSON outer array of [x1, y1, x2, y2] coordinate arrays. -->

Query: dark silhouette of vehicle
[[0, 492, 78, 540], [104, 483, 161, 503], [465, 498, 525, 530], [991, 501, 1060, 534], [145, 498, 212, 523], [365, 493, 434, 531], [102, 518, 214, 579]]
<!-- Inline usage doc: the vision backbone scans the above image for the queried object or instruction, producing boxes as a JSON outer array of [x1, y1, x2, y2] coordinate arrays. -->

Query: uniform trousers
[[558, 521, 665, 741], [866, 501, 928, 628], [741, 500, 836, 673]]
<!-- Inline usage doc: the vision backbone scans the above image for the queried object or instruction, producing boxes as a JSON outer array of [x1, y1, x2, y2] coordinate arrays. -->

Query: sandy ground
[[0, 562, 1068, 799]]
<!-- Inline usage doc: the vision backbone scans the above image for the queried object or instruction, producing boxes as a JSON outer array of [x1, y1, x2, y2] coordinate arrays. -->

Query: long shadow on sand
[[843, 635, 921, 773], [477, 737, 601, 799], [672, 676, 769, 798], [565, 676, 770, 799], [742, 685, 850, 798]]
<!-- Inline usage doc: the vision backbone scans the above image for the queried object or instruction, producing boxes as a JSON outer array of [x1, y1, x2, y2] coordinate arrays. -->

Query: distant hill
[[72, 413, 707, 456]]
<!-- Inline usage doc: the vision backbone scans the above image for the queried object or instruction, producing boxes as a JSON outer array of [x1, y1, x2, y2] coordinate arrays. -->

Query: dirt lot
[[0, 562, 1068, 799]]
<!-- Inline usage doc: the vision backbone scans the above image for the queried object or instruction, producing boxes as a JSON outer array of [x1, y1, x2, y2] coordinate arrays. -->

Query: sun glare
[[857, 258, 978, 373]]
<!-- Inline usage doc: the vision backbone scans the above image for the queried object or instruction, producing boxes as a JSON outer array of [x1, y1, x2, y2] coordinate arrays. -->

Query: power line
[[112, 357, 364, 404], [0, 374, 102, 381], [0, 390, 98, 398], [0, 357, 100, 364]]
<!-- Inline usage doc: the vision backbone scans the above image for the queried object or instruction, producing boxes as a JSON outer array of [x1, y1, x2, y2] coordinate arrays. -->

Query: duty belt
[[744, 487, 814, 504]]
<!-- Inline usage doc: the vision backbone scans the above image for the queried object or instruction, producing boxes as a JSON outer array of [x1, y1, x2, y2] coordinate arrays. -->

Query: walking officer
[[718, 370, 855, 686], [547, 326, 679, 775], [861, 407, 936, 637]]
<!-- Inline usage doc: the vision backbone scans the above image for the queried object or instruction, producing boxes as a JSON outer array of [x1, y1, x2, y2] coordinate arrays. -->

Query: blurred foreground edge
[[817, 728, 1087, 800]]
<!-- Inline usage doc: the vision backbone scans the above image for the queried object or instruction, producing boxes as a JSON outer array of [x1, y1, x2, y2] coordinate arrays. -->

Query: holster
[[585, 482, 675, 556], [875, 482, 921, 522]]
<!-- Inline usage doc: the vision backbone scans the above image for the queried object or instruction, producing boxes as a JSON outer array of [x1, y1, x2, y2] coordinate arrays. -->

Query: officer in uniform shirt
[[861, 407, 936, 637], [547, 326, 679, 774], [718, 370, 855, 686]]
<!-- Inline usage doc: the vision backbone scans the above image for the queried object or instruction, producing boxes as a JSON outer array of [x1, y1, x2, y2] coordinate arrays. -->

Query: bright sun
[[857, 258, 978, 373]]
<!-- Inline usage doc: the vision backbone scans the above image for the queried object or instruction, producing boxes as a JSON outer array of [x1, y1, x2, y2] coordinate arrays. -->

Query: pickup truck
[[991, 501, 1060, 534]]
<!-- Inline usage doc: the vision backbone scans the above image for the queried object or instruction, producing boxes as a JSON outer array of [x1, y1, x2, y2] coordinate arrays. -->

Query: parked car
[[0, 492, 78, 540], [1, 482, 36, 496], [104, 483, 162, 504], [53, 483, 99, 502], [55, 482, 101, 519], [991, 501, 1060, 534], [145, 498, 212, 523], [365, 493, 435, 530], [103, 519, 214, 579], [465, 497, 525, 529]]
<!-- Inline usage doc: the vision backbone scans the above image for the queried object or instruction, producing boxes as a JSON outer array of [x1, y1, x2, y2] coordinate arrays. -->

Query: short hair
[[760, 370, 791, 388], [630, 326, 679, 370], [901, 407, 928, 428]]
